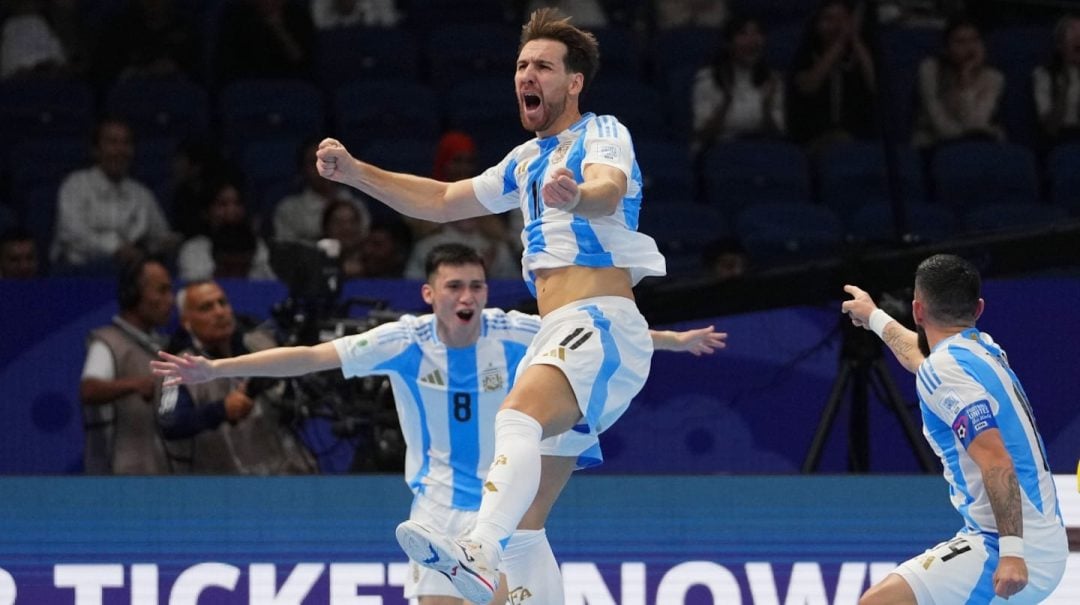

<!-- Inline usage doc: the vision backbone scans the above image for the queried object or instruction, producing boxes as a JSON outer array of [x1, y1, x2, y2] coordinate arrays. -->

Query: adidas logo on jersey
[[541, 347, 566, 361], [419, 369, 445, 386]]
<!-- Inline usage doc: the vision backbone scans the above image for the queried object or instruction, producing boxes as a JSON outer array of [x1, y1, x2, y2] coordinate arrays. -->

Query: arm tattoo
[[882, 324, 920, 369], [984, 465, 1024, 538]]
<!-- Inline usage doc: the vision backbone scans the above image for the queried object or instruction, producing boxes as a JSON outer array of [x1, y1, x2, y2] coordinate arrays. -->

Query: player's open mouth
[[523, 93, 541, 110], [456, 310, 475, 321]]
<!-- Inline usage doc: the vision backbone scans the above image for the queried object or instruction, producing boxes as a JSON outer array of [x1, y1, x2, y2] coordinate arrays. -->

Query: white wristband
[[999, 536, 1024, 558], [867, 309, 894, 339]]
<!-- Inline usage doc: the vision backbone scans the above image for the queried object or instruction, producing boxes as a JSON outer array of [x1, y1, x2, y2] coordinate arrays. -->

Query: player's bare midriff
[[533, 265, 634, 317]]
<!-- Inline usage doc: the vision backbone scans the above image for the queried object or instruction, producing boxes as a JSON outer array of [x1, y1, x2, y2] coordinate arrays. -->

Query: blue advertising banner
[[0, 476, 1076, 604]]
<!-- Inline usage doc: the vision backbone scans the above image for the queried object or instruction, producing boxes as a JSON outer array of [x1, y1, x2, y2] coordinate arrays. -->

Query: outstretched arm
[[651, 325, 727, 356], [150, 341, 342, 387], [968, 429, 1029, 599], [315, 138, 490, 223], [841, 284, 924, 373]]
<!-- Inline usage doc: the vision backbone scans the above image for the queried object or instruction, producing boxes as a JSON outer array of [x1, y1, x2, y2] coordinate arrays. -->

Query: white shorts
[[404, 494, 479, 599], [523, 296, 653, 469], [893, 532, 1067, 604]]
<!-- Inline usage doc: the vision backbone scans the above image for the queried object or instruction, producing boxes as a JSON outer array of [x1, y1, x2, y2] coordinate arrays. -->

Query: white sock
[[469, 409, 543, 562], [501, 529, 563, 605]]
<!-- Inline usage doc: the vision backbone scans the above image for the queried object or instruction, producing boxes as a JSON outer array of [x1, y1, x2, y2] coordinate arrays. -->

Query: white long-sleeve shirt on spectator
[[51, 166, 173, 267]]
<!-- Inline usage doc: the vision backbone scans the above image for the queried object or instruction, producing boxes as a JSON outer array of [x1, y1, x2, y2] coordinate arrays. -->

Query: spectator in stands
[[51, 116, 180, 276], [691, 14, 786, 156], [361, 215, 413, 278], [321, 199, 366, 279], [157, 279, 317, 474], [1033, 13, 1080, 149], [0, 228, 40, 279], [654, 0, 728, 29], [215, 0, 314, 83], [913, 16, 1005, 149], [273, 138, 372, 244], [91, 0, 201, 85], [787, 0, 877, 152], [310, 0, 401, 29], [80, 256, 173, 474], [169, 138, 229, 240], [177, 177, 275, 281], [404, 131, 520, 280], [0, 0, 68, 79]]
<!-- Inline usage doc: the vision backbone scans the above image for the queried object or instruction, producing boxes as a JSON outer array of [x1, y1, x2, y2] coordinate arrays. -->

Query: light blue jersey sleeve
[[332, 316, 422, 379], [473, 145, 524, 214]]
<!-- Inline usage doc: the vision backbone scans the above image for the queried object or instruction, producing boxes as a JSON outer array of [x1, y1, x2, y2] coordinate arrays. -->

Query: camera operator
[[157, 280, 317, 474], [152, 243, 725, 603]]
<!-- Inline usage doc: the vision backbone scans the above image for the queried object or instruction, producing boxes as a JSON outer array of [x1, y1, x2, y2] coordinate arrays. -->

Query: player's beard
[[520, 93, 568, 134], [916, 324, 930, 357]]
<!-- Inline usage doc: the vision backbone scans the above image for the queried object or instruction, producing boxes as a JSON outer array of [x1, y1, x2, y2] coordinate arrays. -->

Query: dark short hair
[[424, 243, 486, 281], [519, 7, 600, 94], [914, 254, 981, 326]]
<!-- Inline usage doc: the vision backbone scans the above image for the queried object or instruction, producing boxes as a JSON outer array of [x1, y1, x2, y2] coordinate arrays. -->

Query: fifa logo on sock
[[509, 586, 533, 604]]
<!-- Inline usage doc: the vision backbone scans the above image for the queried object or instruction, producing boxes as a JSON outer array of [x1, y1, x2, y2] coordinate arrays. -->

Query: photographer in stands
[[157, 280, 316, 474]]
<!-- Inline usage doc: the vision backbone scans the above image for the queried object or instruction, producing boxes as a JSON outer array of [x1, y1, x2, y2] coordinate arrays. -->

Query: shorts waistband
[[542, 295, 639, 321]]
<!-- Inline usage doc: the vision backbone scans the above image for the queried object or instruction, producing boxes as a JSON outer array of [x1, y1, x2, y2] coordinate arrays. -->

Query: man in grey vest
[[157, 280, 317, 474], [80, 257, 173, 474]]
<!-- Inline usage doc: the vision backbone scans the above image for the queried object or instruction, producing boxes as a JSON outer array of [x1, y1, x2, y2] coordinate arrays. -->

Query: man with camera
[[152, 243, 725, 603], [156, 279, 317, 474]]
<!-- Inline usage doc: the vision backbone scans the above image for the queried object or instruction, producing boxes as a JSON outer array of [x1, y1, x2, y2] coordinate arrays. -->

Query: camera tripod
[[802, 318, 937, 473]]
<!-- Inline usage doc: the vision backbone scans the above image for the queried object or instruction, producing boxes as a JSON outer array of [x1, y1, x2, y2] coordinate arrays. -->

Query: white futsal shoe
[[395, 520, 500, 604]]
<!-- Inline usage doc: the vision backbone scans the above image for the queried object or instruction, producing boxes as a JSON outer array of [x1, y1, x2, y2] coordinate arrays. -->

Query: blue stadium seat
[[239, 140, 300, 215], [333, 80, 442, 145], [445, 77, 521, 142], [654, 27, 716, 137], [961, 203, 1067, 234], [0, 78, 95, 145], [701, 140, 811, 216], [930, 140, 1039, 210], [592, 27, 643, 78], [104, 76, 209, 141], [1047, 142, 1080, 215], [847, 200, 956, 244], [426, 23, 519, 89], [313, 27, 421, 88], [639, 200, 728, 278], [131, 137, 179, 212], [878, 26, 939, 142], [816, 140, 925, 215], [736, 202, 844, 266], [586, 76, 667, 139], [218, 79, 325, 152], [358, 137, 437, 177], [987, 25, 1052, 148], [632, 138, 695, 202], [7, 137, 89, 201]]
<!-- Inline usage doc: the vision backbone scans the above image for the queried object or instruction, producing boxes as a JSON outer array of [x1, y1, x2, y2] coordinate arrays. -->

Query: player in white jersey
[[312, 8, 672, 603], [152, 243, 725, 604], [842, 254, 1067, 605]]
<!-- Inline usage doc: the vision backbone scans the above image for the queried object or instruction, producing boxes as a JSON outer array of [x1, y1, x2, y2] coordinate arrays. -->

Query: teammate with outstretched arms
[[842, 254, 1067, 604], [153, 244, 724, 604], [312, 8, 667, 603]]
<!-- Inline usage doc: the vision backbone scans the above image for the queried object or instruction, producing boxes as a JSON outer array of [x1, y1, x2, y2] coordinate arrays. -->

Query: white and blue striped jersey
[[333, 309, 541, 510], [471, 112, 666, 295], [917, 329, 1067, 561]]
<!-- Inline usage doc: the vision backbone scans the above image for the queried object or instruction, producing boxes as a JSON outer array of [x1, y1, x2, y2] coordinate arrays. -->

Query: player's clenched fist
[[541, 167, 581, 211], [316, 138, 356, 183]]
